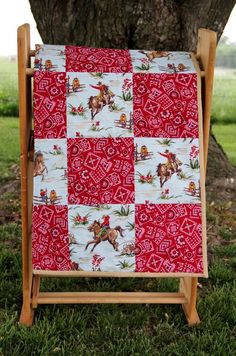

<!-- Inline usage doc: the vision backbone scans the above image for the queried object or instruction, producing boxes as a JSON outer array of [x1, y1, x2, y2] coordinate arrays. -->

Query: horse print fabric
[[32, 45, 207, 275]]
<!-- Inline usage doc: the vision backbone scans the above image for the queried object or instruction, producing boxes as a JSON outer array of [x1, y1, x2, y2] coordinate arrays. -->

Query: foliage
[[134, 58, 151, 71], [113, 205, 134, 216], [156, 138, 174, 146], [137, 171, 157, 184], [89, 73, 107, 79], [116, 260, 135, 269], [71, 213, 90, 226], [68, 103, 87, 117], [108, 103, 124, 112], [177, 171, 193, 180], [126, 222, 135, 231]]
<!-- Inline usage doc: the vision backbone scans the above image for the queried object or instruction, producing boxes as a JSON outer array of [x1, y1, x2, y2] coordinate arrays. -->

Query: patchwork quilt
[[32, 45, 207, 275]]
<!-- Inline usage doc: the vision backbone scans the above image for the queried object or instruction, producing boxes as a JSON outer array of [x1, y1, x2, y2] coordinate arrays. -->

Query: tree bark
[[29, 0, 236, 179]]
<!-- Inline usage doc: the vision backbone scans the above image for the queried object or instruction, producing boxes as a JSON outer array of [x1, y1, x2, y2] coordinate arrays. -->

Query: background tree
[[29, 0, 236, 178]]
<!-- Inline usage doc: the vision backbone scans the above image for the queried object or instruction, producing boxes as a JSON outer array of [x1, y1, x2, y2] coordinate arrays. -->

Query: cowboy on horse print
[[157, 149, 182, 188], [90, 81, 115, 107], [97, 215, 110, 238], [159, 149, 179, 173], [88, 81, 115, 119]]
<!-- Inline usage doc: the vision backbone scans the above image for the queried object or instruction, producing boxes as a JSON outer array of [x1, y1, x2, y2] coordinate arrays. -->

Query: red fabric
[[32, 205, 71, 270], [135, 204, 203, 273], [34, 71, 66, 138], [65, 46, 133, 73], [67, 138, 135, 205], [133, 73, 198, 138]]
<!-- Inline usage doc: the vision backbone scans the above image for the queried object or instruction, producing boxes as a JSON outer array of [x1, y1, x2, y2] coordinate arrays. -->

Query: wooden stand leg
[[19, 296, 35, 326], [18, 23, 34, 326], [32, 276, 41, 309], [180, 277, 200, 326]]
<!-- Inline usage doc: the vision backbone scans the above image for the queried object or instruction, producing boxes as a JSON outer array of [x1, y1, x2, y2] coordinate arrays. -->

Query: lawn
[[212, 68, 236, 125], [0, 117, 236, 354], [0, 117, 19, 180], [211, 68, 236, 166], [0, 58, 18, 117]]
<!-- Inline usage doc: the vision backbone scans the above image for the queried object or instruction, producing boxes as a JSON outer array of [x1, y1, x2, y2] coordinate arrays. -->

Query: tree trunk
[[29, 0, 236, 180]]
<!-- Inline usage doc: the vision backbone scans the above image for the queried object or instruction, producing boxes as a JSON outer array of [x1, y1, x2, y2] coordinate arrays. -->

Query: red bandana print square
[[133, 73, 198, 138], [32, 205, 72, 270], [65, 46, 132, 73], [135, 204, 203, 273], [34, 71, 66, 138], [67, 138, 135, 205]]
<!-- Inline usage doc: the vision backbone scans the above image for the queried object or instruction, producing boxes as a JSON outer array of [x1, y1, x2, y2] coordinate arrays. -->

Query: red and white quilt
[[32, 45, 207, 275]]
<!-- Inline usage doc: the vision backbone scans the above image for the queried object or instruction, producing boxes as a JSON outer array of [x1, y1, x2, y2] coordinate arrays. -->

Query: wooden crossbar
[[17, 23, 216, 327], [33, 292, 187, 306]]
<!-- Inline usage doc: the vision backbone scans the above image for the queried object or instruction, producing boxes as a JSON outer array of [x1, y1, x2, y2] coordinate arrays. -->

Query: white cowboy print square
[[66, 72, 133, 138], [33, 139, 68, 205], [130, 50, 196, 74], [34, 44, 66, 72], [68, 204, 135, 272], [134, 138, 201, 204]]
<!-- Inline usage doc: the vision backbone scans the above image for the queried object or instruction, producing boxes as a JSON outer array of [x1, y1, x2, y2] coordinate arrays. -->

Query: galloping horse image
[[85, 220, 124, 252], [157, 150, 182, 187], [88, 81, 115, 120], [33, 151, 48, 181], [139, 50, 171, 62]]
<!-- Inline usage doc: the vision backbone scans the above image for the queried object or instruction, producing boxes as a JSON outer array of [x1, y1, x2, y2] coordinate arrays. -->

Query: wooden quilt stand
[[17, 23, 216, 326]]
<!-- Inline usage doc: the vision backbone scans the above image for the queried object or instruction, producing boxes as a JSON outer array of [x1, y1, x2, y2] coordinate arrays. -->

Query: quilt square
[[130, 50, 196, 74], [33, 139, 68, 205], [134, 138, 200, 204], [68, 204, 135, 272], [34, 71, 67, 138], [66, 72, 133, 137], [34, 44, 66, 72], [135, 204, 203, 273], [66, 46, 133, 73], [67, 138, 135, 205], [32, 205, 71, 270], [133, 73, 198, 138]]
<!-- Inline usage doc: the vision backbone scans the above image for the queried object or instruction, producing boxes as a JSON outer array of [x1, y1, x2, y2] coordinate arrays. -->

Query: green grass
[[212, 68, 236, 125], [0, 57, 18, 117], [212, 124, 236, 166], [211, 68, 236, 166], [0, 117, 19, 180]]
